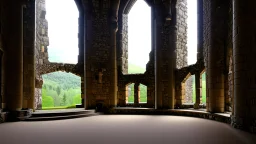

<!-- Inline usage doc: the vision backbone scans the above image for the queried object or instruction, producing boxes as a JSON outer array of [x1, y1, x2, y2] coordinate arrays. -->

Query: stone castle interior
[[0, 0, 256, 144]]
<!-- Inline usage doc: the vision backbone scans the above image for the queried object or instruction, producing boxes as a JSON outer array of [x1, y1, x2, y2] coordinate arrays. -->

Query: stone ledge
[[6, 109, 33, 122], [105, 108, 231, 124], [231, 116, 256, 134], [0, 110, 7, 123]]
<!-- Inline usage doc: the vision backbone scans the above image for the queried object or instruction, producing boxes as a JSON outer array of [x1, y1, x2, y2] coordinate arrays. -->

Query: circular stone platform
[[0, 115, 255, 144]]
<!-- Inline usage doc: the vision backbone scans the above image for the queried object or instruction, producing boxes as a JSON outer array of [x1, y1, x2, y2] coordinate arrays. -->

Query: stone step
[[26, 111, 98, 121], [31, 110, 93, 117]]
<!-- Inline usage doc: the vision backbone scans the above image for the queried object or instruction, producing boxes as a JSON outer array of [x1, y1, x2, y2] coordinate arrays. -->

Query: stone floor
[[0, 115, 255, 144]]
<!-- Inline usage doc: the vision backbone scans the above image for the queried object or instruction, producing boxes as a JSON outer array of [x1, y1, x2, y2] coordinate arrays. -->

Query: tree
[[56, 86, 61, 96], [63, 93, 67, 106]]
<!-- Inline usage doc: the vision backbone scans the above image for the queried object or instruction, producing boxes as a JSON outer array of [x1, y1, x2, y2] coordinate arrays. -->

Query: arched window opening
[[201, 72, 206, 105], [42, 71, 81, 110], [187, 0, 197, 65], [128, 0, 151, 74], [126, 83, 135, 104], [45, 0, 79, 64], [139, 84, 147, 104], [184, 75, 196, 104]]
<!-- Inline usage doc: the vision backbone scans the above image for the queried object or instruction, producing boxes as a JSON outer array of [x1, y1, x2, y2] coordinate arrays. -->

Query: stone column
[[134, 83, 139, 107], [232, 0, 256, 132], [23, 0, 35, 111], [146, 86, 154, 107], [204, 0, 229, 113], [0, 44, 2, 110], [118, 85, 126, 107], [155, 1, 176, 109], [81, 77, 84, 107], [125, 85, 128, 104], [194, 72, 201, 109], [2, 0, 24, 111], [197, 0, 203, 60], [109, 0, 120, 108]]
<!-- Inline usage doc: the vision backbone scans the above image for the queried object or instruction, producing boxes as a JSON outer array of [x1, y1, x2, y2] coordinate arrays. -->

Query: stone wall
[[203, 0, 230, 112], [175, 59, 204, 107], [35, 0, 49, 109], [226, 1, 233, 112], [184, 75, 193, 103], [23, 0, 36, 109], [0, 0, 2, 110], [83, 0, 118, 109], [176, 0, 187, 69], [118, 14, 128, 74], [176, 0, 190, 105]]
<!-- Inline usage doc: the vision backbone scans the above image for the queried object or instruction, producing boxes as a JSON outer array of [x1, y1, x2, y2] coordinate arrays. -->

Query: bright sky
[[45, 0, 79, 64], [45, 0, 197, 66], [187, 0, 197, 65], [128, 0, 151, 69]]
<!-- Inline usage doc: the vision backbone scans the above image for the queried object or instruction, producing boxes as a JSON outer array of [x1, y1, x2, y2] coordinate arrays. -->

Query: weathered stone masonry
[[2, 0, 256, 134], [23, 0, 36, 110], [176, 0, 187, 69], [35, 0, 49, 110]]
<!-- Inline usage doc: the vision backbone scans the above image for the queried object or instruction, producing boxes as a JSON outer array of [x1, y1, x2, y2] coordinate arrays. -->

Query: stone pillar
[[197, 0, 203, 60], [232, 0, 256, 132], [146, 86, 154, 107], [154, 1, 176, 109], [200, 73, 203, 104], [134, 83, 139, 106], [204, 0, 228, 113], [23, 0, 35, 110], [109, 0, 120, 108], [0, 41, 2, 110], [194, 72, 201, 109], [0, 1, 3, 110], [118, 85, 126, 107], [2, 0, 24, 111], [138, 86, 141, 103], [81, 76, 84, 107]]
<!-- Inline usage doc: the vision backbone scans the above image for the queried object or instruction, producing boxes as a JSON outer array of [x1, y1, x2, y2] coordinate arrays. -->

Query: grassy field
[[192, 80, 206, 104]]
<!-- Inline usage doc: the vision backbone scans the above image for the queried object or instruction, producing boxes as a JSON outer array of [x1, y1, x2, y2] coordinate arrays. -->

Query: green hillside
[[42, 71, 81, 109], [128, 63, 146, 74]]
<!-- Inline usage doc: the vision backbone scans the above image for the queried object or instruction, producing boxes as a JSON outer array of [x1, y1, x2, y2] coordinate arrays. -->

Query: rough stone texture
[[184, 75, 193, 103], [176, 0, 188, 69], [0, 0, 2, 110], [118, 14, 128, 74], [203, 0, 230, 112], [175, 59, 204, 107], [231, 0, 256, 133], [83, 0, 119, 109], [23, 0, 36, 109], [226, 1, 233, 112], [35, 0, 49, 110], [34, 88, 42, 110]]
